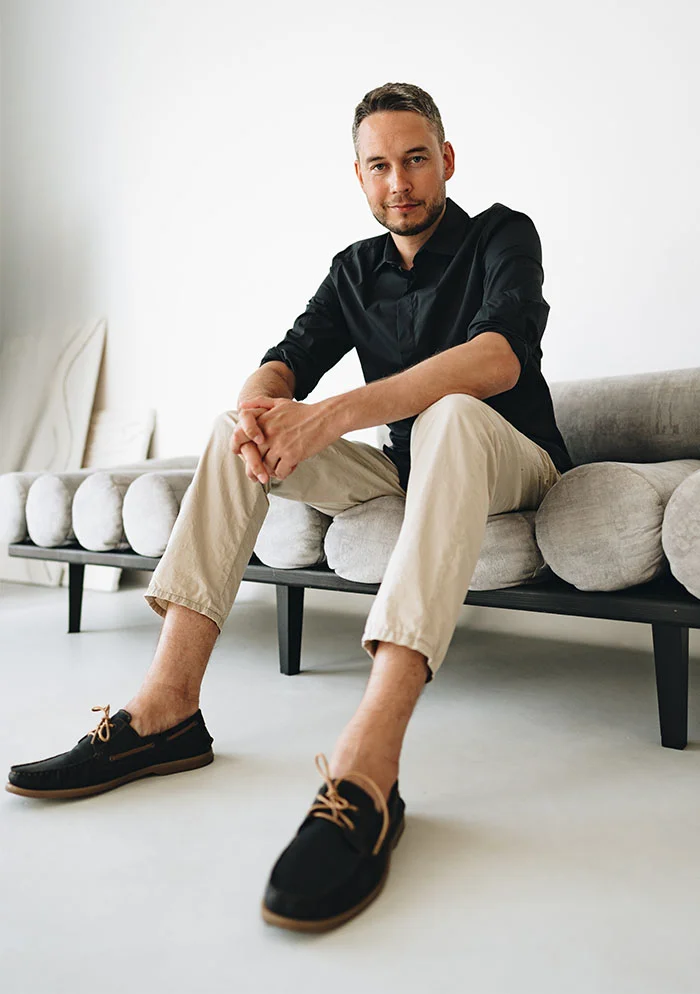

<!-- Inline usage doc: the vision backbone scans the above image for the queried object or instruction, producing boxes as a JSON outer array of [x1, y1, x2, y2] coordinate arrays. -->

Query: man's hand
[[231, 406, 274, 485], [236, 396, 340, 483]]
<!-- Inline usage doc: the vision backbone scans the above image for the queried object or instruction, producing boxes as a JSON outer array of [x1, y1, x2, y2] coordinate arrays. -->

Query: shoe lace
[[88, 705, 115, 744], [309, 753, 390, 857]]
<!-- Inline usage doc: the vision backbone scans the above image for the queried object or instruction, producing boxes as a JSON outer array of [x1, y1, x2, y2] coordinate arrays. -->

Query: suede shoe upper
[[8, 705, 213, 793], [263, 754, 405, 924]]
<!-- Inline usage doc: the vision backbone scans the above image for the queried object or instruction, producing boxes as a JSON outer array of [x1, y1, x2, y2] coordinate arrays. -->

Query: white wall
[[2, 0, 697, 460], [1, 0, 698, 654]]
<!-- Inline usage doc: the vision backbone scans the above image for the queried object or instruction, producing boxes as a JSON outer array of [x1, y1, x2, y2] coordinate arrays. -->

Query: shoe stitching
[[309, 754, 390, 857], [165, 721, 198, 741], [12, 761, 95, 777], [109, 742, 157, 761], [12, 744, 176, 780]]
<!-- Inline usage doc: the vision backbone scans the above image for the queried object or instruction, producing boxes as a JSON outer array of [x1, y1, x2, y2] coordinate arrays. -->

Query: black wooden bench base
[[9, 541, 699, 750]]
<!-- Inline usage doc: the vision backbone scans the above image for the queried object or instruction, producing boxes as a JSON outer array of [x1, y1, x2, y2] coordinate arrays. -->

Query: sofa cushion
[[122, 471, 195, 557], [549, 366, 700, 466], [254, 495, 331, 568], [662, 468, 700, 599], [0, 457, 199, 547], [535, 459, 700, 590], [323, 495, 551, 588], [73, 471, 147, 551], [324, 496, 404, 582], [0, 472, 43, 543], [471, 509, 552, 589], [25, 472, 97, 547]]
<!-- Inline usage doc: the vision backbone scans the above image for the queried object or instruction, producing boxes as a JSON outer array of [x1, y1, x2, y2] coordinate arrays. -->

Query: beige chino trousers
[[145, 393, 562, 679]]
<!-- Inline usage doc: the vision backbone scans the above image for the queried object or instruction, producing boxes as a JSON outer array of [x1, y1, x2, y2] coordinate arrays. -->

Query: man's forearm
[[238, 361, 295, 407], [322, 332, 521, 435]]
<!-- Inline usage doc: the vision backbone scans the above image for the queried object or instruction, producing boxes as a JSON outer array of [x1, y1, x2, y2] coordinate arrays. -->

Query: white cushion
[[662, 468, 700, 598], [0, 473, 43, 543], [254, 495, 330, 568], [535, 460, 700, 590], [122, 471, 195, 557], [73, 471, 145, 551], [25, 472, 96, 547], [323, 495, 550, 587]]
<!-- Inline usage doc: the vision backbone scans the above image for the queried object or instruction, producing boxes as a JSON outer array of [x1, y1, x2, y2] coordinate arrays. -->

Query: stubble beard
[[373, 186, 447, 237]]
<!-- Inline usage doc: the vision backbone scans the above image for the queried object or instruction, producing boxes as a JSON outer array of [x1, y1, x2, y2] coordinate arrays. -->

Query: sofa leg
[[276, 584, 304, 675], [651, 622, 689, 749], [68, 563, 85, 634]]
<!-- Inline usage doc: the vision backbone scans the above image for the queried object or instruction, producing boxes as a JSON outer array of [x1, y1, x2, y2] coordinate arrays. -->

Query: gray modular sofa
[[3, 367, 700, 749]]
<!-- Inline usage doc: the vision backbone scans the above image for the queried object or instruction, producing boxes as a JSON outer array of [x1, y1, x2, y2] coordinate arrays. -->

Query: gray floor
[[1, 576, 699, 994]]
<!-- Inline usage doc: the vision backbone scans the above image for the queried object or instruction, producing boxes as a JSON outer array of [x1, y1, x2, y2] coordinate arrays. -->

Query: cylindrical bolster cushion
[[662, 468, 700, 599], [122, 471, 195, 557], [535, 459, 700, 590], [254, 495, 331, 568], [0, 472, 43, 543], [324, 496, 404, 582], [0, 459, 199, 548], [25, 471, 97, 547], [73, 471, 152, 551], [324, 496, 550, 587], [470, 509, 551, 589]]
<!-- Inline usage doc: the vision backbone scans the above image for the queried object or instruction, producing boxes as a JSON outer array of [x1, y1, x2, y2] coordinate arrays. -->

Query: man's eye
[[371, 157, 426, 172]]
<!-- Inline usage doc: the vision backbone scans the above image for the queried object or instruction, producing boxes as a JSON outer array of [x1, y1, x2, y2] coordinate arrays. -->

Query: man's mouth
[[390, 203, 420, 212]]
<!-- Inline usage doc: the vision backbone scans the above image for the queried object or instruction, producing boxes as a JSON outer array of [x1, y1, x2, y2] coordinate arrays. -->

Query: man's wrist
[[238, 364, 294, 408], [318, 393, 354, 441]]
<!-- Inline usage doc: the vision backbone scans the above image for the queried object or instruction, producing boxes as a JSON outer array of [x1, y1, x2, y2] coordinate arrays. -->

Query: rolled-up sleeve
[[465, 211, 550, 373], [259, 261, 354, 401]]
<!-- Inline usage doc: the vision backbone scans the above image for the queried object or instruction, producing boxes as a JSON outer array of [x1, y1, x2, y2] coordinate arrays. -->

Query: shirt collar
[[373, 196, 471, 272]]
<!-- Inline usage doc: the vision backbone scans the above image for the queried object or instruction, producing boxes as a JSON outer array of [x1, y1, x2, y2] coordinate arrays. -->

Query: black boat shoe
[[6, 704, 214, 799], [262, 754, 406, 932]]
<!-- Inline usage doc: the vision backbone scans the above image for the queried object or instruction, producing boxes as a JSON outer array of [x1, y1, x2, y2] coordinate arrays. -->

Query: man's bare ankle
[[126, 682, 200, 737]]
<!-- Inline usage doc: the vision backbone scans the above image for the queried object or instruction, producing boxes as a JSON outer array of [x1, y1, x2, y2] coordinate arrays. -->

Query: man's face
[[354, 110, 455, 237]]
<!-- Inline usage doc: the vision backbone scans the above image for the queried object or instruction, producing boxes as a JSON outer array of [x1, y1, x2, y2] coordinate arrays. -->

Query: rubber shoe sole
[[5, 749, 214, 800], [261, 815, 405, 933]]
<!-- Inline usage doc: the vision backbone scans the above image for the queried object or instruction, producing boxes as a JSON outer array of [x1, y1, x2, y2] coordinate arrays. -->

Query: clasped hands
[[232, 396, 337, 486]]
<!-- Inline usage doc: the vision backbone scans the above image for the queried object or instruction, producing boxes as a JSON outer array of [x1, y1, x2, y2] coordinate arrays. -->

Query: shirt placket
[[395, 267, 417, 364]]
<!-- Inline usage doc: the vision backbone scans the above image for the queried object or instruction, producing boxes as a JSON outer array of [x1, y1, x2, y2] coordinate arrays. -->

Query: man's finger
[[273, 458, 296, 480], [231, 426, 258, 456], [238, 442, 269, 484], [239, 408, 265, 439], [261, 450, 280, 476], [240, 411, 265, 445]]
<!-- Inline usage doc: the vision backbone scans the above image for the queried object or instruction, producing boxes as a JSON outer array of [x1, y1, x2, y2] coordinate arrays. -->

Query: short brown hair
[[352, 82, 445, 159]]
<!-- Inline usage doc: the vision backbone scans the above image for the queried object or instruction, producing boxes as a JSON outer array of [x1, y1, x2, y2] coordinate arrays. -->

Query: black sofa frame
[[8, 540, 699, 751]]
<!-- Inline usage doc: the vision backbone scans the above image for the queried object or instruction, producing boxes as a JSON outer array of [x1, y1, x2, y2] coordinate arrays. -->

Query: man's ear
[[354, 159, 365, 191], [443, 141, 456, 182]]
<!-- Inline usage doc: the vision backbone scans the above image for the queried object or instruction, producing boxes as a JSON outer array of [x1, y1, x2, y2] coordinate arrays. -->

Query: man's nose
[[389, 166, 411, 193]]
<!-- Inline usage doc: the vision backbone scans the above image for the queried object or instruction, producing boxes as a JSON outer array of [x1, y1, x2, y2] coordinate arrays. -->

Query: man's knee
[[414, 392, 487, 427], [212, 409, 239, 434]]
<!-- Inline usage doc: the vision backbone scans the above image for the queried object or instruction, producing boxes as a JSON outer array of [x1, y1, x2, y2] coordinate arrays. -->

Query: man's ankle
[[125, 683, 200, 737], [329, 743, 399, 803]]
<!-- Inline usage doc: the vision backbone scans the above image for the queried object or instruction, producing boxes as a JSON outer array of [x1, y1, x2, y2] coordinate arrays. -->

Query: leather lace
[[88, 705, 115, 744], [309, 753, 390, 857]]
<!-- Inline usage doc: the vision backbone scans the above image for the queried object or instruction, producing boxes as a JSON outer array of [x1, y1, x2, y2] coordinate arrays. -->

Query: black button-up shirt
[[259, 196, 573, 491]]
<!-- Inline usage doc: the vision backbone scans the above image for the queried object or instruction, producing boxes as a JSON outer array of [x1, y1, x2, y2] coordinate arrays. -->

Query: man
[[7, 82, 573, 932]]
